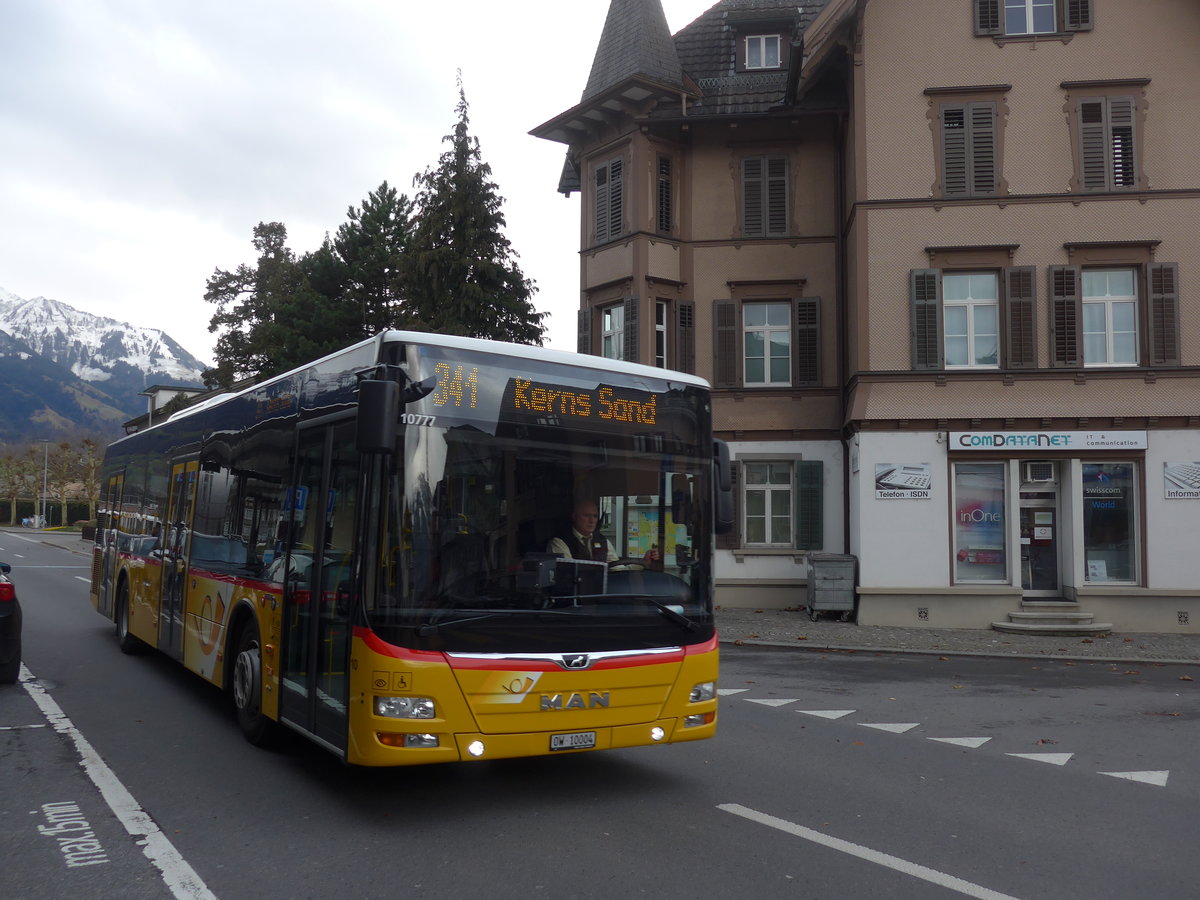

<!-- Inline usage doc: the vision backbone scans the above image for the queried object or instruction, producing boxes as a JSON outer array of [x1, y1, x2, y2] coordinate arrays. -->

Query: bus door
[[280, 420, 358, 753], [158, 460, 198, 661], [95, 471, 124, 616]]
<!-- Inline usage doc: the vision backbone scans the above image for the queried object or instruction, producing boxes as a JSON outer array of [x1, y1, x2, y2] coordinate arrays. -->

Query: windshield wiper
[[415, 607, 581, 636], [622, 595, 698, 632]]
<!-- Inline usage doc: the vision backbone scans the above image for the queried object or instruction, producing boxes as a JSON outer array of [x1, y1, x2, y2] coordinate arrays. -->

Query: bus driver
[[546, 499, 618, 564]]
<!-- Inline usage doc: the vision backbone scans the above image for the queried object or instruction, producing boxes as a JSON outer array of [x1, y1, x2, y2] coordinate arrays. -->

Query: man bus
[[91, 331, 730, 766]]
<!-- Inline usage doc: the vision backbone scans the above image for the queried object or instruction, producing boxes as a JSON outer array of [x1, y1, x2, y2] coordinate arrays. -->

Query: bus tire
[[115, 581, 144, 654], [232, 621, 276, 746]]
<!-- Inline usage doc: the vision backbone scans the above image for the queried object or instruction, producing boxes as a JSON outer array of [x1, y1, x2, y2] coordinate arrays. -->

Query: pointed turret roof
[[582, 0, 685, 100]]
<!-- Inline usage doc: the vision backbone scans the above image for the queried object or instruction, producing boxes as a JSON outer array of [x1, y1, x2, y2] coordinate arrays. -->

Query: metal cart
[[805, 553, 857, 622]]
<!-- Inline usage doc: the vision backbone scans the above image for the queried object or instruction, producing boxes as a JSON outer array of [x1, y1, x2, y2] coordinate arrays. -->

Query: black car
[[0, 562, 20, 684]]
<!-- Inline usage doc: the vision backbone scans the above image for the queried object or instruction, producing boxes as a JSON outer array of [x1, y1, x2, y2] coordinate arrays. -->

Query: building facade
[[533, 0, 1200, 634]]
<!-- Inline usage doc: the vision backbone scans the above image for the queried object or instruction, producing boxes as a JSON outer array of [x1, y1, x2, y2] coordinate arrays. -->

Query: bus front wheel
[[232, 622, 276, 746], [115, 581, 143, 654]]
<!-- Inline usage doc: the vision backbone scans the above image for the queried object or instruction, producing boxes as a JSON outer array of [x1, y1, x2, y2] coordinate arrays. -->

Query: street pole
[[41, 439, 49, 528]]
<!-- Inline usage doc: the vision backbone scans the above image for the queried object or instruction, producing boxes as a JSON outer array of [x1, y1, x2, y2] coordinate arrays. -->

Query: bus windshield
[[360, 344, 714, 653]]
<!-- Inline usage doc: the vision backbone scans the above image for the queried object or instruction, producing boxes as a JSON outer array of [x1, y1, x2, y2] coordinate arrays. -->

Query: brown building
[[533, 0, 1200, 634]]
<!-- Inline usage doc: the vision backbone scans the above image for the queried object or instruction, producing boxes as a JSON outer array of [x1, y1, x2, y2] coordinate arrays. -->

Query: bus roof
[[159, 331, 710, 430]]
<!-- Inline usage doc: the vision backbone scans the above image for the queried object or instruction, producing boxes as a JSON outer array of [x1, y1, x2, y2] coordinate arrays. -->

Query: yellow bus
[[91, 332, 730, 765]]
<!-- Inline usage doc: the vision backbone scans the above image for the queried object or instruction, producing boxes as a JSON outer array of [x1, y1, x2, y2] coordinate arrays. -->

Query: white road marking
[[75, 576, 91, 583], [860, 722, 919, 734], [718, 803, 1023, 900], [745, 698, 798, 707], [0, 723, 48, 731], [1006, 752, 1073, 765], [718, 688, 749, 695], [1098, 770, 1169, 786], [930, 737, 992, 748], [797, 709, 856, 719], [19, 664, 216, 899]]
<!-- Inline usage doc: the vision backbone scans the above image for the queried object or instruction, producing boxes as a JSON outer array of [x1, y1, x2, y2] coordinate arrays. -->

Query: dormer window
[[744, 34, 781, 69]]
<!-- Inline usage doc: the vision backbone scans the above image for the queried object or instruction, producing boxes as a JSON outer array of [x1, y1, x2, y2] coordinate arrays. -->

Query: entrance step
[[991, 604, 1113, 636]]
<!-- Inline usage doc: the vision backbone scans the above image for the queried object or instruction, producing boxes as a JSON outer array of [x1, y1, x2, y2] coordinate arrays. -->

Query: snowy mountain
[[0, 287, 207, 426]]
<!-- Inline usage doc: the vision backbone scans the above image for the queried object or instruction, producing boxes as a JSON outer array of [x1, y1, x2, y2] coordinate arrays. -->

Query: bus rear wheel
[[232, 621, 276, 746]]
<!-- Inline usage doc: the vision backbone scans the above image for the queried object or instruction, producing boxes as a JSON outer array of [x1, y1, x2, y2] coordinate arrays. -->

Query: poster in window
[[954, 464, 1006, 582], [1163, 462, 1200, 499], [875, 463, 931, 499]]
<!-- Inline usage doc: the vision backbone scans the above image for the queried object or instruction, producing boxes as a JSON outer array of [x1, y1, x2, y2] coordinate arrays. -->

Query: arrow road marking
[[1098, 770, 1169, 786], [718, 689, 749, 696], [860, 722, 920, 734], [929, 737, 992, 748], [797, 709, 856, 719], [745, 698, 798, 707], [1006, 752, 1074, 766]]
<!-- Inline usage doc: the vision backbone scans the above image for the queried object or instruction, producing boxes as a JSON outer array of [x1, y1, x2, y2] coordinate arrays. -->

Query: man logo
[[540, 692, 610, 711], [560, 654, 591, 670]]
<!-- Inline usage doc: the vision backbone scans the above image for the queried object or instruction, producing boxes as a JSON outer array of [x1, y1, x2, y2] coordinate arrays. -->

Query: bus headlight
[[689, 681, 716, 703], [375, 696, 436, 719]]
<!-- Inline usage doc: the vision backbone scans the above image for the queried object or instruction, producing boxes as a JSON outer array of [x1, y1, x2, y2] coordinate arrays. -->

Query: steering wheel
[[608, 557, 647, 571]]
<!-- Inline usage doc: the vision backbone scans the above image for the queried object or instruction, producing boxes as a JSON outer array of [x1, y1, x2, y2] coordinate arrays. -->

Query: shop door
[[1019, 462, 1060, 597], [279, 421, 358, 753], [158, 461, 198, 660]]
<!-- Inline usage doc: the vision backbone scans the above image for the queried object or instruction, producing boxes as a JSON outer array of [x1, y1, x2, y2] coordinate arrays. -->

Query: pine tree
[[335, 181, 417, 335], [406, 80, 547, 345]]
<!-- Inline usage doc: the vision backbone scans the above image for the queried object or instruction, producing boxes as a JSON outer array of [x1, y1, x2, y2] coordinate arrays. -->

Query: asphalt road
[[3, 533, 1198, 899]]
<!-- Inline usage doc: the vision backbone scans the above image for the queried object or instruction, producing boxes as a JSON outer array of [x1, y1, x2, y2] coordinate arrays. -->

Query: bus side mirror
[[357, 380, 399, 453], [713, 439, 734, 535]]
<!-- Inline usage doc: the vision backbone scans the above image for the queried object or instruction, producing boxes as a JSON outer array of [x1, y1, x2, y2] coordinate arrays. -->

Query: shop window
[[952, 463, 1007, 583], [1082, 463, 1137, 583]]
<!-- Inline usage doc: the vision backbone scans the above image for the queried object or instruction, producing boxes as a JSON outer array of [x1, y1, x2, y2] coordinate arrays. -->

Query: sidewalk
[[716, 606, 1200, 665]]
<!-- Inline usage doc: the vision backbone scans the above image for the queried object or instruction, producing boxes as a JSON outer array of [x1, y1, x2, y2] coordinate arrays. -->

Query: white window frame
[[742, 301, 791, 387], [742, 460, 793, 547], [745, 34, 781, 69], [1004, 0, 1056, 35], [601, 305, 625, 361], [1082, 268, 1138, 367], [942, 273, 1000, 369]]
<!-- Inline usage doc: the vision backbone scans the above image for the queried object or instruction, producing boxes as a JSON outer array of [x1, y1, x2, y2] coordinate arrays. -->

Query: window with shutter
[[975, 1, 1093, 36], [795, 460, 824, 551], [593, 158, 623, 244], [713, 300, 740, 388], [1078, 96, 1137, 192], [940, 102, 998, 197], [601, 304, 624, 361], [742, 156, 788, 237], [743, 302, 791, 386]]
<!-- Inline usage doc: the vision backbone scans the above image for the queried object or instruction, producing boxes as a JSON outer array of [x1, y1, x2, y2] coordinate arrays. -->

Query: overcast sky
[[0, 0, 714, 365]]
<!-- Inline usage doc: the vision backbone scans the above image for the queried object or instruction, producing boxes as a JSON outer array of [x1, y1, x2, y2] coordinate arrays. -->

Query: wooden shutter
[[607, 159, 623, 240], [593, 165, 610, 243], [1108, 97, 1136, 189], [974, 0, 1001, 35], [1065, 0, 1094, 32], [1049, 266, 1082, 367], [715, 461, 740, 550], [969, 103, 998, 195], [910, 269, 942, 370], [577, 307, 592, 355], [656, 156, 672, 234], [623, 296, 639, 363], [1004, 267, 1036, 369], [713, 299, 741, 388], [766, 157, 788, 235], [793, 297, 820, 386], [676, 301, 695, 374], [941, 105, 968, 196], [795, 460, 823, 551], [742, 158, 764, 236], [1078, 99, 1108, 191], [1148, 263, 1181, 367]]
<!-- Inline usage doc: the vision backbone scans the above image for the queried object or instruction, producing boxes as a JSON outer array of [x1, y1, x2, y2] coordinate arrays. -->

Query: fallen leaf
[[1180, 675, 1194, 682], [1036, 738, 1058, 745], [952, 684, 964, 689], [749, 633, 760, 639], [733, 639, 744, 646], [1123, 637, 1134, 643], [796, 635, 808, 641], [1080, 639, 1094, 644], [852, 741, 864, 746], [938, 656, 950, 661], [1123, 670, 1141, 676]]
